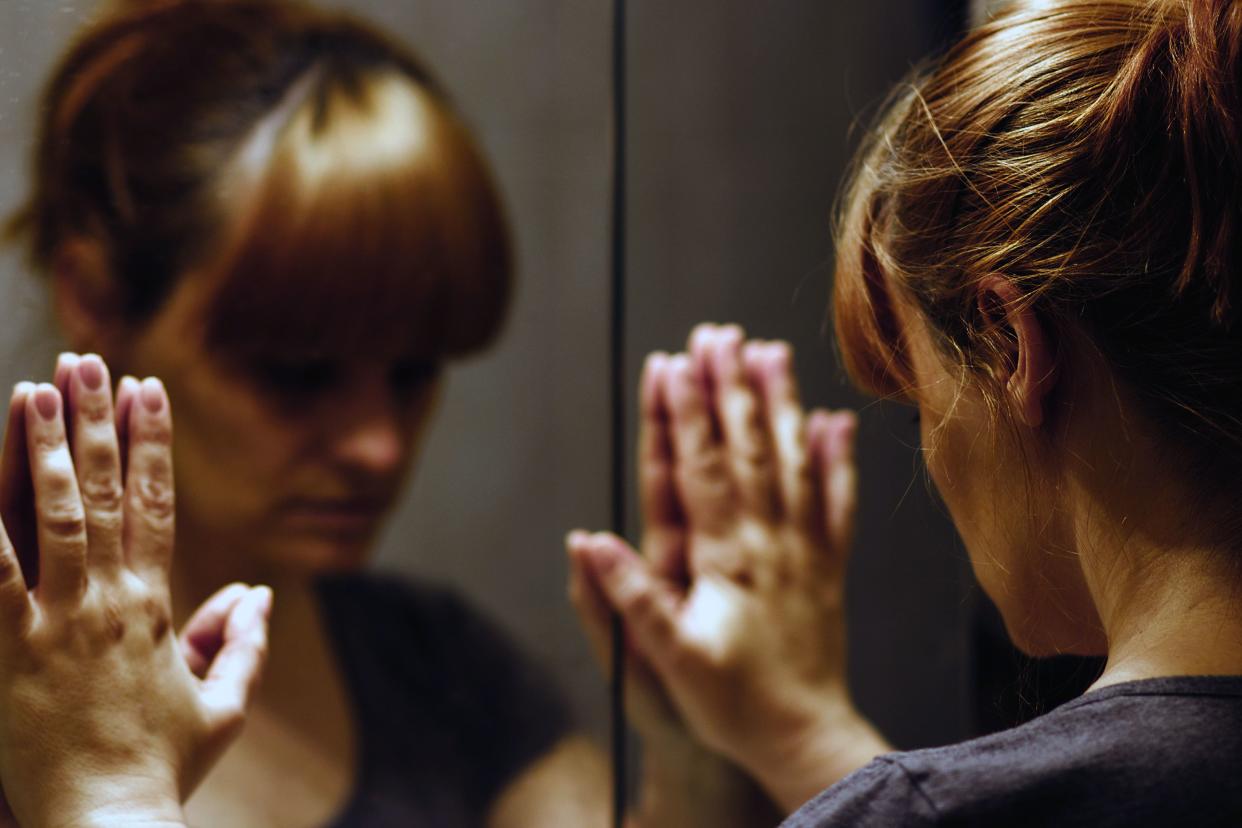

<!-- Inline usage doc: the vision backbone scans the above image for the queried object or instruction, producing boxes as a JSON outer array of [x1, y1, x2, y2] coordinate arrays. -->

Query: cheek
[[922, 417, 1017, 595], [164, 372, 306, 523]]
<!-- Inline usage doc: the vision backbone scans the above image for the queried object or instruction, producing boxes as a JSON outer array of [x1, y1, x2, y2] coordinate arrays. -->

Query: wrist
[[740, 695, 891, 814], [29, 773, 185, 828]]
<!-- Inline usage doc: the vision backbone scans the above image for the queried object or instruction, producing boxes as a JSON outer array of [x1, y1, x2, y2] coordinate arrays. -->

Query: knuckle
[[101, 599, 127, 641], [684, 447, 730, 482], [0, 549, 21, 585], [41, 505, 86, 542], [31, 429, 65, 453], [250, 634, 270, 666], [39, 459, 79, 501], [620, 585, 654, 619], [135, 418, 173, 447], [131, 474, 175, 519], [733, 439, 771, 475], [75, 396, 113, 427], [141, 594, 172, 642], [80, 469, 124, 513], [81, 440, 119, 475]]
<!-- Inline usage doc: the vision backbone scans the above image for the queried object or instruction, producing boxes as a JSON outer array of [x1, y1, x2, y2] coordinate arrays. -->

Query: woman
[[570, 0, 1242, 823], [6, 1, 614, 824]]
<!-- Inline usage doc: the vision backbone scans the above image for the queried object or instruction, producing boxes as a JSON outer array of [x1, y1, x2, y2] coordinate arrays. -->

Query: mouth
[[279, 497, 391, 535]]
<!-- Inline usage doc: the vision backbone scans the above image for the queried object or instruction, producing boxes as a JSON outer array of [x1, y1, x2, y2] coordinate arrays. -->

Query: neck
[[1087, 541, 1242, 690], [1067, 445, 1242, 689]]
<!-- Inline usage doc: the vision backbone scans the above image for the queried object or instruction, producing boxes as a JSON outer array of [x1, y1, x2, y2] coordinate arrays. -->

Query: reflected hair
[[834, 0, 1242, 484], [9, 0, 511, 360]]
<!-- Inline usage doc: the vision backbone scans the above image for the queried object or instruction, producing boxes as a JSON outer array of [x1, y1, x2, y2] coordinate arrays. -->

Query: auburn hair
[[8, 0, 511, 359], [835, 0, 1242, 481]]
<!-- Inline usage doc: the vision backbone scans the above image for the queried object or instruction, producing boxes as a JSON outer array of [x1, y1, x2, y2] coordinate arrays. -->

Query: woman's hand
[[0, 355, 271, 828], [568, 324, 890, 814]]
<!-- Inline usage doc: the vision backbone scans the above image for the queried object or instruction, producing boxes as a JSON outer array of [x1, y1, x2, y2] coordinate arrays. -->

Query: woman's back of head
[[835, 0, 1242, 496]]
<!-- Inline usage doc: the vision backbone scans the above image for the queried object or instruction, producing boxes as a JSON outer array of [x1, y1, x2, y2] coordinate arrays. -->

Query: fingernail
[[79, 355, 104, 391], [12, 381, 34, 399], [140, 378, 165, 413], [34, 385, 59, 420], [566, 529, 589, 547]]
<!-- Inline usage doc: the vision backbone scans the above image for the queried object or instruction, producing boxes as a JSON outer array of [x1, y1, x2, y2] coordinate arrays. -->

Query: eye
[[250, 358, 341, 397], [389, 358, 441, 395]]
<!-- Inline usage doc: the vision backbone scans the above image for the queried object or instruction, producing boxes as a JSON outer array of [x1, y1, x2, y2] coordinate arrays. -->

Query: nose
[[331, 387, 409, 478]]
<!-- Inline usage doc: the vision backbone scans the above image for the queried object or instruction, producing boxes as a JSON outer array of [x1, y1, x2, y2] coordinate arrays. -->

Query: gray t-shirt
[[784, 676, 1242, 827]]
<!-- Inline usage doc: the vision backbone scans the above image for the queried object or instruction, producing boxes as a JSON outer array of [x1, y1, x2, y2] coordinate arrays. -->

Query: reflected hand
[[0, 356, 271, 828], [568, 325, 888, 814]]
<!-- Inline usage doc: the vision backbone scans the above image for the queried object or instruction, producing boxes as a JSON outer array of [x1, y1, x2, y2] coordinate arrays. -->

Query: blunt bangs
[[202, 70, 511, 361]]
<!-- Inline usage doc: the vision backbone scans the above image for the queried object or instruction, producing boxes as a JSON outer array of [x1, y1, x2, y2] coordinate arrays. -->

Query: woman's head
[[9, 0, 512, 576], [834, 0, 1242, 651]]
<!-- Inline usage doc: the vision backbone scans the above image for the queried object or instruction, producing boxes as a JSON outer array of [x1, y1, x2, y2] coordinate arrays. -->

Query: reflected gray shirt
[[784, 676, 1242, 827]]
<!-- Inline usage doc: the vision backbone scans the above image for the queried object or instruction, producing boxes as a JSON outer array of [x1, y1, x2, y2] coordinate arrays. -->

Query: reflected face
[[118, 270, 442, 578], [899, 305, 1100, 656]]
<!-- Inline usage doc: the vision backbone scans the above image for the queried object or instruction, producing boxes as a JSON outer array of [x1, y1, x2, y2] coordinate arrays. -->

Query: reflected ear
[[51, 237, 124, 355], [977, 276, 1056, 429]]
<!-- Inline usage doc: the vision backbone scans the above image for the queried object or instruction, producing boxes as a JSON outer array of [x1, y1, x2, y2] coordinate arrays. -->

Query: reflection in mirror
[[624, 0, 973, 759], [0, 1, 613, 826]]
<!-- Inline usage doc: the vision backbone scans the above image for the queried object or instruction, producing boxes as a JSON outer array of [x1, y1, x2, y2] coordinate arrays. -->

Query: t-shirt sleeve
[[781, 757, 941, 828]]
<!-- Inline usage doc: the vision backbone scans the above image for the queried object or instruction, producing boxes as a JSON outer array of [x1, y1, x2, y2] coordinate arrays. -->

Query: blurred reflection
[[5, 2, 606, 825]]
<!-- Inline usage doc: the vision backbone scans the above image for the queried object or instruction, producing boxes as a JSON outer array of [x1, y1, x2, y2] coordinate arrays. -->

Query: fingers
[[67, 356, 124, 574], [26, 384, 88, 606], [114, 376, 139, 482], [638, 354, 686, 582], [51, 353, 77, 397], [666, 354, 733, 535], [179, 583, 250, 678], [751, 342, 815, 529], [706, 327, 780, 521], [809, 410, 859, 555], [122, 378, 175, 585], [0, 384, 36, 585], [201, 586, 272, 726]]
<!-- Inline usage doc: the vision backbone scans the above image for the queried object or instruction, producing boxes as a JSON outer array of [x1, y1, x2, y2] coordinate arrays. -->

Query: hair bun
[[1167, 0, 1242, 322], [1098, 0, 1242, 324]]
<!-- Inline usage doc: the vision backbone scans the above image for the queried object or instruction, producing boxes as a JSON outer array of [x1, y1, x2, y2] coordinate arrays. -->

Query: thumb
[[200, 585, 273, 731], [577, 532, 682, 673]]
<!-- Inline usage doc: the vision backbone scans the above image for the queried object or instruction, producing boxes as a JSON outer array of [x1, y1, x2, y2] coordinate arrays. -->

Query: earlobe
[[977, 276, 1056, 429], [51, 237, 121, 354]]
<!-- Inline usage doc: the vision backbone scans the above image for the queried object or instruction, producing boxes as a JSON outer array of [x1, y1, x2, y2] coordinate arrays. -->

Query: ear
[[977, 276, 1056, 428], [51, 237, 125, 355]]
